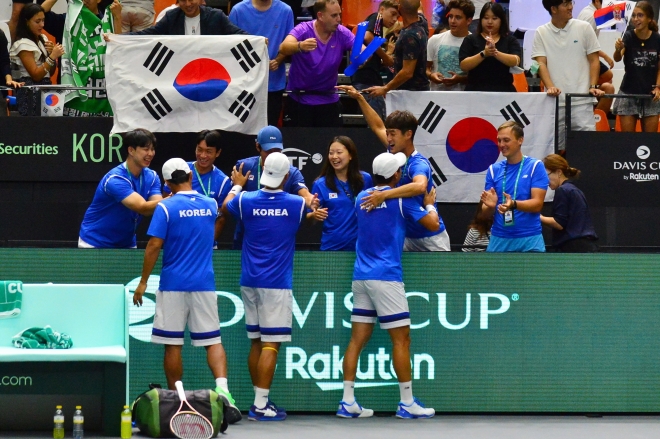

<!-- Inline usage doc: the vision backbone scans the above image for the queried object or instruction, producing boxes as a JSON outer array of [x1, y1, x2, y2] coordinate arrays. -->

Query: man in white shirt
[[532, 0, 604, 151], [426, 0, 474, 91]]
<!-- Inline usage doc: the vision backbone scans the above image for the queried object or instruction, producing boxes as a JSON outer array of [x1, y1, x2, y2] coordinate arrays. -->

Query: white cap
[[162, 158, 191, 181], [260, 152, 290, 188], [372, 152, 407, 179]]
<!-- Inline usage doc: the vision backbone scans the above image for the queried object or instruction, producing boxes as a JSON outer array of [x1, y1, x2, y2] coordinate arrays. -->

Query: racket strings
[[170, 412, 214, 439]]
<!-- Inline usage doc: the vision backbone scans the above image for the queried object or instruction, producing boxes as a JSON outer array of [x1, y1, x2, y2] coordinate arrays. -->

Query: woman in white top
[[10, 4, 64, 116]]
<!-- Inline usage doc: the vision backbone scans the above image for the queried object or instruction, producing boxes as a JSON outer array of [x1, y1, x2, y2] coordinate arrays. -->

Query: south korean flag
[[105, 35, 268, 134]]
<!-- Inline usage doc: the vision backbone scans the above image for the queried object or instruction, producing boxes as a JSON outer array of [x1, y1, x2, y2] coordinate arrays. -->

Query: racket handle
[[175, 381, 186, 401]]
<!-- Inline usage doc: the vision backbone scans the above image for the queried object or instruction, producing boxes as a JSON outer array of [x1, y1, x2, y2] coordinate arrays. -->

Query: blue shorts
[[487, 234, 546, 253]]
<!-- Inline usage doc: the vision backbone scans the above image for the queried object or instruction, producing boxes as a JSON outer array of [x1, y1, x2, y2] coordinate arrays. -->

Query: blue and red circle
[[44, 94, 59, 107], [446, 117, 499, 173], [173, 58, 231, 102]]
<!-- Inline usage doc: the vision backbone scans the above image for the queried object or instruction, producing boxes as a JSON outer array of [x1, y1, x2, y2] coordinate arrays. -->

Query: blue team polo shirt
[[148, 191, 217, 292], [227, 189, 305, 289], [398, 150, 446, 239], [163, 162, 231, 206], [485, 157, 549, 238], [229, 0, 294, 92], [233, 155, 308, 248], [353, 186, 429, 282], [311, 171, 373, 251], [79, 163, 161, 248]]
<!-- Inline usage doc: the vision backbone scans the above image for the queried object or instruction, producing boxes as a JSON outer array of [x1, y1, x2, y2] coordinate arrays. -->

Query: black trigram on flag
[[231, 40, 261, 73], [418, 101, 446, 134], [141, 89, 172, 120], [428, 157, 448, 187], [143, 42, 175, 76], [229, 90, 256, 123], [500, 101, 530, 126]]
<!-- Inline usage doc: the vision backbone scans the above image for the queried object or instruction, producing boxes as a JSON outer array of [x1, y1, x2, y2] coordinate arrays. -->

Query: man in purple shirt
[[279, 0, 354, 127]]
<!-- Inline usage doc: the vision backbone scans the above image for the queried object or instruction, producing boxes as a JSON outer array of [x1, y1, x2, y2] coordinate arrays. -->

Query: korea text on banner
[[386, 91, 555, 203], [105, 35, 268, 134], [61, 0, 114, 116]]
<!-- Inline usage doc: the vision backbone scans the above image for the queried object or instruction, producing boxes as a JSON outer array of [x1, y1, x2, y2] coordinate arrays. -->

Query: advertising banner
[[569, 132, 660, 207], [0, 249, 658, 412]]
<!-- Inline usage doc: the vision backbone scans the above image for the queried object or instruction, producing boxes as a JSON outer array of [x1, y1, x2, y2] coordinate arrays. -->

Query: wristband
[[512, 200, 517, 210], [425, 204, 437, 213], [479, 51, 485, 58], [229, 184, 242, 196]]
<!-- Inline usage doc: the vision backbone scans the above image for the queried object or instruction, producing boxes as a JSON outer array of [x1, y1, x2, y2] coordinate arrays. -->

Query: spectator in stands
[[307, 136, 373, 251], [230, 0, 294, 126], [162, 130, 231, 247], [279, 0, 355, 127], [8, 0, 32, 42], [365, 0, 430, 96], [121, 0, 154, 32], [532, 0, 604, 151], [576, 0, 616, 114], [459, 2, 521, 92], [541, 154, 598, 252], [79, 129, 162, 249], [462, 201, 492, 252], [232, 125, 317, 248], [480, 121, 548, 252], [131, 0, 247, 35], [468, 0, 489, 34], [337, 84, 451, 251], [350, 0, 400, 121], [613, 1, 660, 132], [1, 28, 23, 117], [10, 4, 64, 116], [40, 0, 122, 43], [426, 0, 473, 92]]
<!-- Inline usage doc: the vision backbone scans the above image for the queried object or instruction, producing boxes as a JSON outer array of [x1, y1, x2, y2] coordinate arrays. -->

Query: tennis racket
[[169, 381, 214, 439]]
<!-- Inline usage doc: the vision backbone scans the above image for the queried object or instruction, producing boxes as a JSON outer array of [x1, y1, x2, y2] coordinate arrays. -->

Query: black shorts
[[599, 60, 609, 76]]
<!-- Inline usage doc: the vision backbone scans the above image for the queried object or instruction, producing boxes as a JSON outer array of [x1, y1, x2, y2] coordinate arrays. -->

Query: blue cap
[[256, 125, 283, 151]]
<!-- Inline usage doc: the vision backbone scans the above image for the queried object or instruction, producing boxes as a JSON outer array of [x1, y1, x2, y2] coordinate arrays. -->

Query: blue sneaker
[[267, 398, 286, 414], [336, 400, 374, 418], [248, 404, 287, 421], [395, 397, 435, 419]]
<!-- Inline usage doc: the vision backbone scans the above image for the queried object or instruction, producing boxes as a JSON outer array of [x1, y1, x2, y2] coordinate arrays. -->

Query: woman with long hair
[[9, 4, 64, 116], [613, 1, 660, 132], [541, 154, 598, 252], [308, 136, 373, 251], [462, 201, 493, 252], [458, 2, 521, 92]]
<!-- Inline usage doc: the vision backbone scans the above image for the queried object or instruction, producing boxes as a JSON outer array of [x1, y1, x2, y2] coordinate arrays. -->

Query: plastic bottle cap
[[76, 406, 81, 409], [56, 405, 62, 409], [124, 405, 129, 409]]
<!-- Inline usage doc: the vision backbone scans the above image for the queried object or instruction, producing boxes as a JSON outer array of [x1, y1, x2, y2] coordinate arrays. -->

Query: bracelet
[[229, 184, 243, 196], [425, 204, 437, 213], [297, 41, 302, 52], [512, 200, 517, 210], [590, 84, 599, 89]]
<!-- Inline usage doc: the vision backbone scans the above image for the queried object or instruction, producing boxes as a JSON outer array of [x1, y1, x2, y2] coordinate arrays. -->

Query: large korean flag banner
[[386, 91, 555, 202], [106, 35, 268, 134]]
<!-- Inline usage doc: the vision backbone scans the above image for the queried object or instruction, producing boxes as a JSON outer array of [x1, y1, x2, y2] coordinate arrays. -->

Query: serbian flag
[[594, 1, 627, 29]]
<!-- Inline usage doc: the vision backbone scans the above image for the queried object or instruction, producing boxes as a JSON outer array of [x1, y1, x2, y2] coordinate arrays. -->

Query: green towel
[[12, 325, 73, 349]]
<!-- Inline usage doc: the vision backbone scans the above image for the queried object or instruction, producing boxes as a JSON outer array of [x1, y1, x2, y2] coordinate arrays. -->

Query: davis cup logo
[[446, 118, 499, 173]]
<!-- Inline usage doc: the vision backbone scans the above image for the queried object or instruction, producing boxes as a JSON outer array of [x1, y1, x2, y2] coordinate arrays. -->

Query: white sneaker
[[396, 397, 435, 419], [336, 400, 374, 418]]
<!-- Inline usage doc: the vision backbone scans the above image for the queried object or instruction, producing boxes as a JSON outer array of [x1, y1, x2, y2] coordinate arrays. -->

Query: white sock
[[215, 377, 228, 393], [254, 387, 269, 409], [342, 381, 355, 404], [399, 381, 413, 405]]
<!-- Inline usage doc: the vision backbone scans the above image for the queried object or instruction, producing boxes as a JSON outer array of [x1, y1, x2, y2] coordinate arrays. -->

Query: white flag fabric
[[386, 91, 556, 203], [105, 35, 268, 134], [41, 90, 67, 117]]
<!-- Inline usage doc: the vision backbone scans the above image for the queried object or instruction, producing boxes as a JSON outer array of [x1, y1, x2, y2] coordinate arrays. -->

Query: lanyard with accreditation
[[501, 156, 526, 227]]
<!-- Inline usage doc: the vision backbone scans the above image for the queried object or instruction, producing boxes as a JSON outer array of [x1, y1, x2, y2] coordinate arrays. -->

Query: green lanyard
[[193, 162, 211, 197], [124, 163, 143, 194], [502, 156, 526, 204], [257, 160, 261, 190]]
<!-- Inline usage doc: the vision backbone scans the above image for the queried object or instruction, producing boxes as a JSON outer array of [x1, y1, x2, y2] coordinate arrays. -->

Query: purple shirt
[[288, 21, 354, 105]]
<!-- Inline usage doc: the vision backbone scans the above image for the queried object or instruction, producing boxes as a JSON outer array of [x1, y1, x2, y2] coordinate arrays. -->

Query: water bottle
[[73, 406, 84, 439], [53, 405, 64, 439], [120, 405, 132, 439]]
